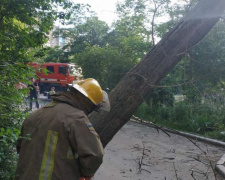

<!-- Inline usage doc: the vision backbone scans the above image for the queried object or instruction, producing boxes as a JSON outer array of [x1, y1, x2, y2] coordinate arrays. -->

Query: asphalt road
[[94, 121, 225, 180]]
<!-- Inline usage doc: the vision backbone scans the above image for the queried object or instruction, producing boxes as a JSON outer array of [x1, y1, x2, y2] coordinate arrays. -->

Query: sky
[[75, 0, 123, 25], [65, 0, 188, 27]]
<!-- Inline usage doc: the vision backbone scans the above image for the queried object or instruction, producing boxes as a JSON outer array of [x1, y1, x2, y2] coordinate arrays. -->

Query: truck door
[[58, 65, 68, 86]]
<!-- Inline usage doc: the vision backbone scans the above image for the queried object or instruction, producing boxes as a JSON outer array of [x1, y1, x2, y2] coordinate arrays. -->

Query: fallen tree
[[90, 0, 225, 147]]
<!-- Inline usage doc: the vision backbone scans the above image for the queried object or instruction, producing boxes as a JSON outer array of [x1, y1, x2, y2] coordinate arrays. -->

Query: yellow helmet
[[72, 78, 110, 111]]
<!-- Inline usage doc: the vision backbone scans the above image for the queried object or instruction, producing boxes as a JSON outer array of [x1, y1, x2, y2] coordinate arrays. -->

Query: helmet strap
[[94, 103, 103, 112]]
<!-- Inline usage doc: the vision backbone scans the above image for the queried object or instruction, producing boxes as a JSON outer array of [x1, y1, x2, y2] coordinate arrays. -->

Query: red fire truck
[[28, 62, 83, 93]]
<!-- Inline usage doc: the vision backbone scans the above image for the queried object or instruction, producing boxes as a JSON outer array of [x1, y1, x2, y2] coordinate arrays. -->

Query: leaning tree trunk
[[90, 0, 225, 147]]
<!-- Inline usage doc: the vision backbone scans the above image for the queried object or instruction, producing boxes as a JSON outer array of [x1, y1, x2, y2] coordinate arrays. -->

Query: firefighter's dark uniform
[[15, 91, 104, 180]]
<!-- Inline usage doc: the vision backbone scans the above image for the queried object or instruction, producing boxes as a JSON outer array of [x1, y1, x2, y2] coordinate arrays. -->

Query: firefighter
[[15, 78, 110, 180]]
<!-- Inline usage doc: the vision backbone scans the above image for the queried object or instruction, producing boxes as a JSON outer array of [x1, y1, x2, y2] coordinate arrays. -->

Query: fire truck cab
[[28, 62, 82, 93]]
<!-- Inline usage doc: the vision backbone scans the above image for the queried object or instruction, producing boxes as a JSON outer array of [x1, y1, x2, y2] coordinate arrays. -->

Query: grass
[[134, 100, 225, 142]]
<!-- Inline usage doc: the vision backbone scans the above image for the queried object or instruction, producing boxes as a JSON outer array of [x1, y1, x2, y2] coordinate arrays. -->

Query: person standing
[[49, 86, 56, 95], [48, 86, 56, 99], [15, 78, 110, 180], [28, 77, 39, 110]]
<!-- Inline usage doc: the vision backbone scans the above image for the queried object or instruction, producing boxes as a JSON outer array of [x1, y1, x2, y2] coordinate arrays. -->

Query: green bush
[[134, 102, 151, 120], [0, 128, 20, 179], [0, 64, 31, 179], [134, 100, 225, 141]]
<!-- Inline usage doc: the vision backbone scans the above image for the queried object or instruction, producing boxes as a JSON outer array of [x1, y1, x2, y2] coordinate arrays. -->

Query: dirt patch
[[94, 121, 225, 180]]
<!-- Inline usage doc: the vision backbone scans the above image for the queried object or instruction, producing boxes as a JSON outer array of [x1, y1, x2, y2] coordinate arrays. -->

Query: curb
[[130, 119, 225, 178], [216, 154, 225, 178]]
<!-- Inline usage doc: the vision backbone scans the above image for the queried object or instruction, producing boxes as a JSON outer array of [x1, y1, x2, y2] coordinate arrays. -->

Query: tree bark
[[90, 0, 225, 147]]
